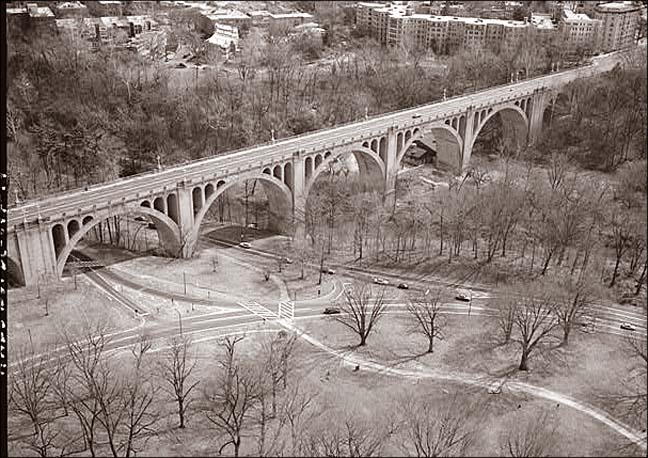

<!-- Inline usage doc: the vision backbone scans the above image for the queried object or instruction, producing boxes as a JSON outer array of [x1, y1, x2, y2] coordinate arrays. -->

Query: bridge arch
[[467, 104, 529, 157], [397, 124, 463, 170], [304, 146, 386, 198], [7, 255, 25, 287], [54, 206, 182, 279], [187, 173, 293, 254]]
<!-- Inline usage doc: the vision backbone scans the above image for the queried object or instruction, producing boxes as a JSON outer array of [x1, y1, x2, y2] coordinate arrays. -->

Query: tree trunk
[[609, 256, 621, 287], [519, 350, 529, 371], [427, 336, 434, 353], [178, 398, 185, 428], [635, 261, 647, 295], [359, 334, 366, 346], [234, 438, 241, 458], [562, 323, 571, 346], [540, 248, 554, 275]]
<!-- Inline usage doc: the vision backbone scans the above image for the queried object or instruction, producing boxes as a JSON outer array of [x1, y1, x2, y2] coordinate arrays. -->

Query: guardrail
[[8, 51, 624, 211]]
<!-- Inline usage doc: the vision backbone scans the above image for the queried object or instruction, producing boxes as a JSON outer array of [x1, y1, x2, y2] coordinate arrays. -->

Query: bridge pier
[[175, 180, 197, 258], [461, 108, 476, 171], [11, 220, 58, 287], [528, 89, 550, 145], [384, 126, 399, 205]]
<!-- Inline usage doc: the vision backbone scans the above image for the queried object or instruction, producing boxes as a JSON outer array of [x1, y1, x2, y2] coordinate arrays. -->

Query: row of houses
[[356, 1, 644, 55]]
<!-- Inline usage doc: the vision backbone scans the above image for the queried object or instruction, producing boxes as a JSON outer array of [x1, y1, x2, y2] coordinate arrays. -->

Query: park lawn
[[298, 312, 642, 444], [102, 245, 281, 304], [8, 277, 141, 353], [90, 323, 624, 457]]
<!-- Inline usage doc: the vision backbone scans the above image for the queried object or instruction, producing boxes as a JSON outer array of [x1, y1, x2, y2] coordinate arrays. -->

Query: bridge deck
[[8, 53, 624, 229]]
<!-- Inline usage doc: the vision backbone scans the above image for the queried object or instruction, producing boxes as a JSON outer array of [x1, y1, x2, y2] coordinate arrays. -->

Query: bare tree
[[494, 288, 517, 345], [63, 321, 113, 457], [396, 391, 480, 457], [406, 288, 446, 353], [258, 331, 300, 418], [333, 282, 387, 346], [509, 282, 559, 371], [615, 326, 648, 431], [120, 338, 160, 458], [204, 335, 261, 457], [282, 382, 320, 456], [8, 346, 82, 457], [500, 410, 557, 457], [158, 335, 200, 428], [546, 275, 595, 346], [303, 412, 386, 457]]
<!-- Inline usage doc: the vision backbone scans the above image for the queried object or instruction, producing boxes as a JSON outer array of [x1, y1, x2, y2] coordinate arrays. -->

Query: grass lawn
[[298, 312, 643, 448], [8, 314, 642, 457], [98, 245, 281, 305], [8, 277, 141, 353]]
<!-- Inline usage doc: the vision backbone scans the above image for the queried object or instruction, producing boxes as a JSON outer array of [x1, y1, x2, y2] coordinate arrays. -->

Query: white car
[[239, 242, 252, 249], [455, 291, 470, 302], [373, 278, 389, 286], [620, 323, 636, 331]]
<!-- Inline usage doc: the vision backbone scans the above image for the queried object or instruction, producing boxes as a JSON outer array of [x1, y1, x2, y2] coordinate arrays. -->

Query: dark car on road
[[397, 283, 409, 289], [323, 307, 340, 315]]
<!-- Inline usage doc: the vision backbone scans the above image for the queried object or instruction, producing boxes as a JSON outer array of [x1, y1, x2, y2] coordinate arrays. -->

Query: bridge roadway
[[8, 52, 624, 229]]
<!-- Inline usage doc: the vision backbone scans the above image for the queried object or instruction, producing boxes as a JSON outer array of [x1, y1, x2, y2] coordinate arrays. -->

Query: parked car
[[373, 278, 389, 285], [412, 113, 422, 119], [175, 62, 187, 69], [620, 322, 636, 331], [239, 242, 252, 249], [455, 291, 471, 302], [283, 257, 293, 264], [397, 283, 409, 289], [323, 307, 340, 315], [321, 267, 336, 274], [134, 216, 148, 223]]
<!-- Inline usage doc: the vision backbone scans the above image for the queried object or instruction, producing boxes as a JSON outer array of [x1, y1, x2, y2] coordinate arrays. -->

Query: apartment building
[[560, 8, 602, 54], [591, 1, 641, 52], [7, 3, 56, 36], [358, 2, 532, 54]]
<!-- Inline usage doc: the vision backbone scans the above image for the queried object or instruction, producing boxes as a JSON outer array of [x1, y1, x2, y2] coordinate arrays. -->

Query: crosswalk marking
[[237, 300, 278, 320], [278, 301, 295, 321]]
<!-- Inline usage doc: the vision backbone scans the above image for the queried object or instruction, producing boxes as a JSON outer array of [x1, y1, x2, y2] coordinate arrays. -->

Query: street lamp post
[[183, 272, 187, 296], [156, 154, 162, 171], [468, 290, 473, 317], [176, 309, 183, 336]]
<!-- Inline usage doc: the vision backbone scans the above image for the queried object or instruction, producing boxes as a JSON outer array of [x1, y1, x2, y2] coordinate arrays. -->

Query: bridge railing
[[9, 54, 618, 211]]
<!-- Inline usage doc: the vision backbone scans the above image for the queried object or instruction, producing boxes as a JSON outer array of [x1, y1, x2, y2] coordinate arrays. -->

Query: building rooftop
[[357, 2, 386, 8], [271, 12, 313, 19], [563, 8, 596, 22], [595, 1, 640, 13], [7, 6, 55, 17], [531, 13, 556, 29], [202, 10, 250, 20], [56, 1, 87, 9], [361, 2, 529, 27]]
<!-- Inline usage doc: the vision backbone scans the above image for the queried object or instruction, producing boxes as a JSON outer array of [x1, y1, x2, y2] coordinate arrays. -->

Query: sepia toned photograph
[[3, 0, 647, 456]]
